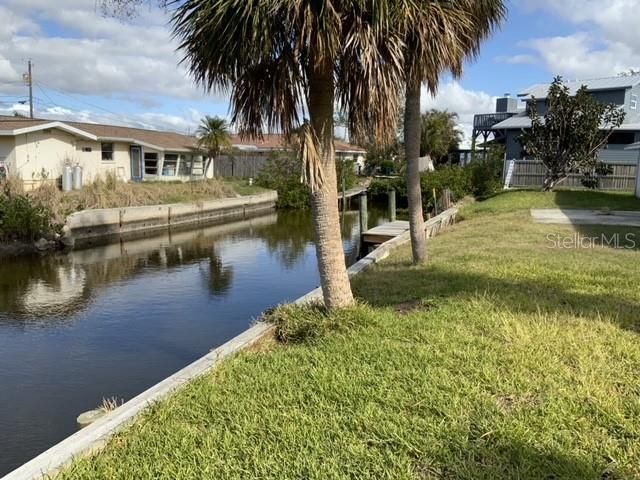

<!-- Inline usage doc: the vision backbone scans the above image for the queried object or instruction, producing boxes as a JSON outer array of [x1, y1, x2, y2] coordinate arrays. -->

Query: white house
[[0, 116, 207, 190], [0, 116, 368, 190]]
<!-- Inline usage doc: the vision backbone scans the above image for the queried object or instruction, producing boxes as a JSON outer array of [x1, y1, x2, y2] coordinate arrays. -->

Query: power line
[[34, 80, 122, 117]]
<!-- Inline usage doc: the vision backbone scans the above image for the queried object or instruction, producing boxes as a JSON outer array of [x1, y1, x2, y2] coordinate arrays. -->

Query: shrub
[[0, 184, 54, 242], [469, 147, 504, 198], [369, 166, 472, 211], [335, 158, 357, 191], [256, 152, 311, 209], [257, 152, 358, 209], [367, 177, 405, 198], [421, 165, 472, 203]]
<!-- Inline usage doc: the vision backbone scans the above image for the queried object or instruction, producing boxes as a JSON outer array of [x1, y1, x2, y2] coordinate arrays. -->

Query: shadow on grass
[[354, 263, 640, 333], [417, 433, 618, 479]]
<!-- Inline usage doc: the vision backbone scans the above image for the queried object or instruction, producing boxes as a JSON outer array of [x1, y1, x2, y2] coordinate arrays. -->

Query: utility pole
[[23, 60, 33, 118]]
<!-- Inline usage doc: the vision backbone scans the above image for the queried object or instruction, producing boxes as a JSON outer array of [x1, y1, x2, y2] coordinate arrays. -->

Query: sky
[[0, 0, 638, 146]]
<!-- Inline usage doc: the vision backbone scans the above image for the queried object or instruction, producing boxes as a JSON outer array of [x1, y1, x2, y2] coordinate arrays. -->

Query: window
[[178, 155, 192, 176], [101, 143, 113, 162], [607, 131, 635, 145], [162, 154, 178, 176], [82, 147, 92, 152], [631, 94, 638, 110], [144, 152, 158, 175]]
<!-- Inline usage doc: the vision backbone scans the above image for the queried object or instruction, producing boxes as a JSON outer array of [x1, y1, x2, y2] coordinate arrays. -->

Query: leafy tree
[[420, 110, 463, 164], [170, 1, 404, 309], [400, 0, 506, 264], [196, 116, 232, 177], [521, 77, 626, 191]]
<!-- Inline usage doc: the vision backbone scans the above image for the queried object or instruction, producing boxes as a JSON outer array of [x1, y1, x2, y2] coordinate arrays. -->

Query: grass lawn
[[58, 191, 640, 480]]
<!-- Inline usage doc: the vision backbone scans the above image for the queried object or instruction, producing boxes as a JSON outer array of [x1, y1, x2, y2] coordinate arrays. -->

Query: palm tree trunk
[[404, 80, 427, 264], [308, 58, 354, 309]]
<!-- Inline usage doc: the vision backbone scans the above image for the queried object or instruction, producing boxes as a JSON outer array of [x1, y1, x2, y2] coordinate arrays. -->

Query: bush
[[256, 152, 358, 209], [0, 184, 54, 242], [336, 158, 357, 191], [256, 152, 311, 209], [469, 147, 504, 198], [369, 166, 473, 211], [421, 166, 472, 204], [368, 177, 405, 198]]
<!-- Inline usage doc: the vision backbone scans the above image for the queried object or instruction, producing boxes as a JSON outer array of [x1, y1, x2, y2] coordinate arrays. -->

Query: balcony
[[473, 112, 515, 130]]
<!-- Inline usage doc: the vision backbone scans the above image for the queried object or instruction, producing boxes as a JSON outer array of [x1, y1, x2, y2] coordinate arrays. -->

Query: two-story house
[[472, 75, 640, 166]]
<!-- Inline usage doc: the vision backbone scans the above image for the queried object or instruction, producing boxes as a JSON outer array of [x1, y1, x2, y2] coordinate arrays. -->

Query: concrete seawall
[[64, 191, 278, 245]]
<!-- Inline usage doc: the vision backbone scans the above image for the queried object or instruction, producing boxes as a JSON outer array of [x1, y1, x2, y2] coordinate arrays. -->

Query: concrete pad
[[531, 209, 640, 227]]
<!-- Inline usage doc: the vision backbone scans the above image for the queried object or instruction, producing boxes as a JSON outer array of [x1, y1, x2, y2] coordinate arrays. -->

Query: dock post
[[388, 189, 396, 222], [359, 192, 368, 233]]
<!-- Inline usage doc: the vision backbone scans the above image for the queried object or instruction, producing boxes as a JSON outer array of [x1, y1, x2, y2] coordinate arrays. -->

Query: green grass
[[58, 191, 640, 480], [223, 178, 271, 196]]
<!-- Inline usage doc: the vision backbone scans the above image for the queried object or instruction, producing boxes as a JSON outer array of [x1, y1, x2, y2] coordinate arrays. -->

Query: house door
[[130, 146, 142, 181]]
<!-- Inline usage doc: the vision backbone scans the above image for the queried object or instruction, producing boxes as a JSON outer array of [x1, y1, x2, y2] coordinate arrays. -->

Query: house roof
[[491, 114, 531, 130], [0, 116, 366, 154], [518, 74, 640, 99], [231, 134, 366, 153], [492, 114, 640, 132]]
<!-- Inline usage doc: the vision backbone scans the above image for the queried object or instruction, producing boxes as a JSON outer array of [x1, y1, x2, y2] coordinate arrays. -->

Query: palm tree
[[172, 0, 403, 309], [420, 110, 463, 166], [196, 116, 231, 177], [401, 0, 506, 264]]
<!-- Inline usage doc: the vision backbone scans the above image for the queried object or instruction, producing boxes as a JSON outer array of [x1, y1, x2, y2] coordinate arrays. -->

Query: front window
[[101, 143, 113, 162], [631, 94, 638, 110], [144, 152, 158, 175], [162, 154, 178, 176], [178, 155, 192, 176]]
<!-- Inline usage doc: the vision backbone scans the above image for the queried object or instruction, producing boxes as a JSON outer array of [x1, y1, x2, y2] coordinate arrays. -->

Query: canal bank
[[2, 204, 460, 480], [64, 191, 278, 247]]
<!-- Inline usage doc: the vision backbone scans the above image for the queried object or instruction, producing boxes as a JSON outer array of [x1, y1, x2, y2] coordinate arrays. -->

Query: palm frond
[[299, 121, 324, 192]]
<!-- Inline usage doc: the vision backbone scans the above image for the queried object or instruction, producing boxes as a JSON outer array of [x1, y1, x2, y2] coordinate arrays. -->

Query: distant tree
[[420, 110, 463, 165], [196, 116, 232, 177], [521, 76, 626, 191]]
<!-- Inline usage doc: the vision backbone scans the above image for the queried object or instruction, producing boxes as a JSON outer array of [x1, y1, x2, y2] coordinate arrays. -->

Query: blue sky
[[0, 0, 638, 144]]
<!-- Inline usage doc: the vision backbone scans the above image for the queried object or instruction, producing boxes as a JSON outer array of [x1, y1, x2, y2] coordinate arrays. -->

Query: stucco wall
[[12, 129, 132, 185], [0, 137, 15, 173]]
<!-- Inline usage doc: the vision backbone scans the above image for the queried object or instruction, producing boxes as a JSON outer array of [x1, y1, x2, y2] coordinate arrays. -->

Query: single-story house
[[218, 134, 367, 178], [0, 116, 367, 189]]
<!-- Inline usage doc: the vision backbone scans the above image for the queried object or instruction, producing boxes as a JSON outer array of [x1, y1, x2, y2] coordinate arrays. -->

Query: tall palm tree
[[196, 115, 232, 177], [172, 0, 403, 309], [401, 0, 506, 264]]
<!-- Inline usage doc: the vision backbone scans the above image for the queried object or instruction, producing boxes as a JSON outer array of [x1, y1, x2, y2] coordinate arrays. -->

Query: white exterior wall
[[0, 137, 16, 174], [11, 129, 133, 188], [74, 140, 131, 182]]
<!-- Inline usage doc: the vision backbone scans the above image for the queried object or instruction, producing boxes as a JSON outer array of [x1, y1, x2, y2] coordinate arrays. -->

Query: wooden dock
[[362, 220, 410, 245]]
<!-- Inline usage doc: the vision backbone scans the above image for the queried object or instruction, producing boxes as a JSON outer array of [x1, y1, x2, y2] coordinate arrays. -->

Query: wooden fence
[[506, 160, 639, 191], [213, 154, 270, 178]]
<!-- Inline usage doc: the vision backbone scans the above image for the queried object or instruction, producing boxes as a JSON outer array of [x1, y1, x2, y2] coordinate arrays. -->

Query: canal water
[[0, 205, 389, 475]]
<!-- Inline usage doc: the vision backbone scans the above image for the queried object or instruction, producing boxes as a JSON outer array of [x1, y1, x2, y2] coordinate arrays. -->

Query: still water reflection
[[0, 206, 388, 475]]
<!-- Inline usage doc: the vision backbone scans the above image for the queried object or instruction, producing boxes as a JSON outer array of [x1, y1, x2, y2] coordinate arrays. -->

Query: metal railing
[[473, 112, 514, 129]]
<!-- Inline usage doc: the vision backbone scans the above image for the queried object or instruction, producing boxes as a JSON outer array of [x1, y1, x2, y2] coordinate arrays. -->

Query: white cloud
[[524, 33, 640, 79], [520, 0, 640, 78], [421, 82, 498, 148], [0, 103, 208, 135], [0, 1, 211, 101], [494, 54, 537, 65]]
